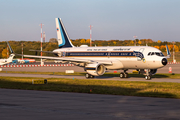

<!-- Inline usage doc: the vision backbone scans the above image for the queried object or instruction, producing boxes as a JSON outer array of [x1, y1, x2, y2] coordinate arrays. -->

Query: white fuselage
[[53, 46, 166, 70], [0, 54, 15, 65]]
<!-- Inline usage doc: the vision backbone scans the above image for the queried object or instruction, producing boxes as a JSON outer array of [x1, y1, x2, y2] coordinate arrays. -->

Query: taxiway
[[1, 88, 180, 120]]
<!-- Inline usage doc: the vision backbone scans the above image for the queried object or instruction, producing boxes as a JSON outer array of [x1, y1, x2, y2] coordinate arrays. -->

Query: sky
[[1, 0, 180, 42]]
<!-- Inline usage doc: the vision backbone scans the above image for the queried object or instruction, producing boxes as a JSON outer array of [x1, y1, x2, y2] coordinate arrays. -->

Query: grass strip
[[0, 76, 180, 99]]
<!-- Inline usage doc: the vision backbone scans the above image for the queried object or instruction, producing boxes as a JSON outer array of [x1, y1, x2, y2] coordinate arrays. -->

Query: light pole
[[133, 35, 137, 46], [39, 23, 44, 65], [173, 41, 176, 63], [22, 43, 23, 60], [89, 25, 93, 47]]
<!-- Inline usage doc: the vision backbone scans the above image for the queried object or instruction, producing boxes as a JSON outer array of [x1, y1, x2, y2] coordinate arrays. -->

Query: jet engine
[[138, 69, 157, 75], [85, 63, 106, 76]]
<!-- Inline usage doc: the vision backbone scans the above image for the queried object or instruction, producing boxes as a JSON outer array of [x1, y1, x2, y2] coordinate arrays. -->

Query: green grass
[[1, 71, 180, 79], [0, 76, 180, 99]]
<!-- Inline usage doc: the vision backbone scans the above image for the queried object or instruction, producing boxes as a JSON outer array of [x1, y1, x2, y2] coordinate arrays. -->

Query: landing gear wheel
[[124, 73, 128, 78], [145, 75, 151, 80], [120, 72, 124, 78], [85, 74, 94, 79], [85, 73, 91, 78], [90, 75, 94, 78]]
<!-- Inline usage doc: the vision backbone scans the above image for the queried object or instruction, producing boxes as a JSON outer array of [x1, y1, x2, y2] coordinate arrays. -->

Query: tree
[[80, 39, 86, 44], [2, 48, 8, 58], [49, 38, 57, 43], [86, 39, 90, 44], [174, 45, 179, 52], [157, 40, 161, 43], [160, 45, 166, 52], [113, 41, 117, 45], [154, 46, 160, 49], [130, 40, 134, 45]]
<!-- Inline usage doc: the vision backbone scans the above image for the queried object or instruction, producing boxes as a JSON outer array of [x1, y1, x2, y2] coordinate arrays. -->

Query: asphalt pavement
[[1, 88, 180, 120], [1, 63, 180, 74], [1, 63, 180, 120]]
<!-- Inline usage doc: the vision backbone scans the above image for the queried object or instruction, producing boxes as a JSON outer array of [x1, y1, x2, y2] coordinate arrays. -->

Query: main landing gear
[[85, 73, 94, 78], [119, 70, 128, 78]]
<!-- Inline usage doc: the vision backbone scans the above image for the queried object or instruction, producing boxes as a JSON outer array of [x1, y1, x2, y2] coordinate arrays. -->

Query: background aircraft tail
[[7, 54, 15, 62], [55, 18, 74, 48], [166, 45, 171, 58], [7, 41, 14, 53]]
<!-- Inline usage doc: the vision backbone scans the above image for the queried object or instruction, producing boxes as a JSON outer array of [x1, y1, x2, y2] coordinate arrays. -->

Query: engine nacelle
[[85, 63, 106, 76], [138, 69, 157, 75], [149, 69, 157, 75]]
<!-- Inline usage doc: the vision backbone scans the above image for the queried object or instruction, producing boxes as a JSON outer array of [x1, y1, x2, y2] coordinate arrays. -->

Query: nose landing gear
[[145, 69, 151, 80]]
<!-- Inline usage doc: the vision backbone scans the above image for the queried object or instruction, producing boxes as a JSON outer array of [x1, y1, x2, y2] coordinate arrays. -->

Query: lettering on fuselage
[[113, 48, 131, 51], [65, 51, 144, 59], [87, 49, 107, 51]]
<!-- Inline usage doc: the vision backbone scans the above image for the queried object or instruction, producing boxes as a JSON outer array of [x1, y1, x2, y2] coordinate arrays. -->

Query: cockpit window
[[151, 52, 155, 55], [155, 52, 160, 56], [148, 52, 164, 57], [160, 52, 164, 56]]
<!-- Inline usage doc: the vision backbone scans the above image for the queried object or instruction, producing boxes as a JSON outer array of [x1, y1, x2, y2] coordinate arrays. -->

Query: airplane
[[16, 18, 170, 80], [0, 42, 15, 65]]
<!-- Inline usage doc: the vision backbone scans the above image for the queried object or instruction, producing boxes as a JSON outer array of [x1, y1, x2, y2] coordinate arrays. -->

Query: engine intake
[[85, 63, 106, 76]]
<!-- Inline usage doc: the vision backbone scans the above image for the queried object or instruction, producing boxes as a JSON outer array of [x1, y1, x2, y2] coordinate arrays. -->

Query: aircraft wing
[[29, 50, 57, 54], [17, 54, 113, 65]]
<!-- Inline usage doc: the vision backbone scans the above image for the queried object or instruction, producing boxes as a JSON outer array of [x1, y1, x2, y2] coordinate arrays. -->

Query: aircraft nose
[[162, 58, 167, 66]]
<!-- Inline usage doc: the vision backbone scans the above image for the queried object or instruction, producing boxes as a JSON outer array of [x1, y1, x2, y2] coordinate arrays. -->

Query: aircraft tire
[[85, 73, 91, 78], [120, 72, 124, 78], [90, 75, 94, 78], [145, 75, 151, 80], [124, 73, 128, 78]]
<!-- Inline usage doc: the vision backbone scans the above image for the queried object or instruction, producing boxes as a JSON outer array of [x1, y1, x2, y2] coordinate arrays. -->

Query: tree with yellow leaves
[[2, 48, 8, 58], [157, 40, 161, 43], [86, 39, 90, 44], [174, 45, 179, 52], [113, 41, 117, 45], [80, 39, 86, 44], [130, 40, 134, 45], [154, 46, 160, 49]]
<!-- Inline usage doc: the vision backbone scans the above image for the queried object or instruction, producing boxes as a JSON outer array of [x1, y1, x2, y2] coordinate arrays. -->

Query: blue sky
[[0, 0, 180, 42]]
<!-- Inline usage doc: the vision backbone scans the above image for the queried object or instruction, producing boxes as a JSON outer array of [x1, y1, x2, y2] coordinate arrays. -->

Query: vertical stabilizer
[[7, 54, 15, 62], [55, 18, 74, 48], [166, 45, 171, 58], [7, 41, 14, 53]]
